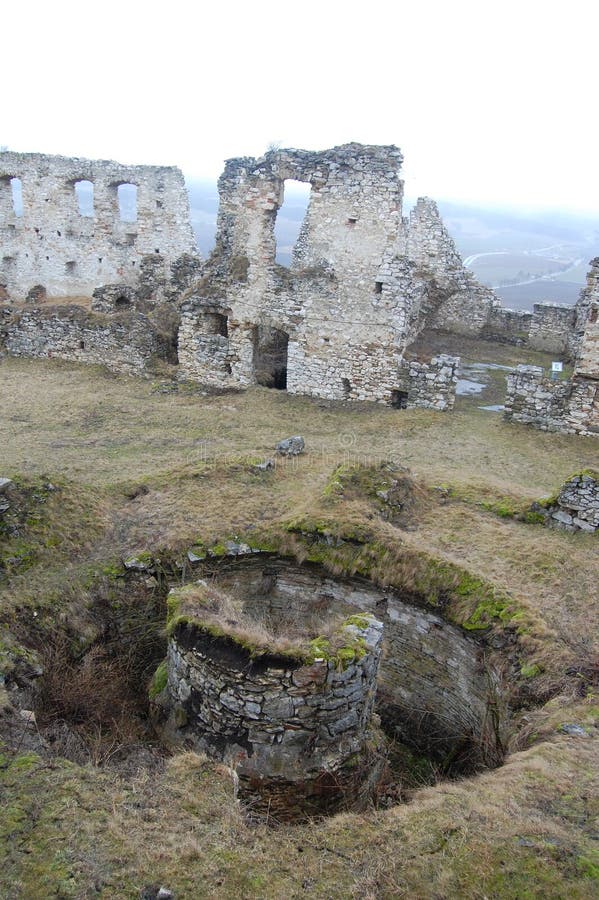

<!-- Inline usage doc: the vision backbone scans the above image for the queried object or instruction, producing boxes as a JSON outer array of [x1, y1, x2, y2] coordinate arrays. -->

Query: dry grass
[[170, 578, 354, 659], [1, 352, 598, 897]]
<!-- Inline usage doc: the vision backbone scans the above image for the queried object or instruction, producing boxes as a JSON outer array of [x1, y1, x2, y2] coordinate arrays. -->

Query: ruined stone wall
[[164, 573, 383, 792], [504, 261, 599, 435], [401, 198, 498, 337], [541, 471, 599, 533], [483, 307, 532, 344], [187, 557, 502, 762], [504, 365, 599, 435], [577, 306, 599, 378], [177, 145, 496, 404], [1, 305, 166, 375], [395, 354, 460, 411], [0, 151, 197, 301], [528, 303, 577, 354], [569, 257, 599, 363]]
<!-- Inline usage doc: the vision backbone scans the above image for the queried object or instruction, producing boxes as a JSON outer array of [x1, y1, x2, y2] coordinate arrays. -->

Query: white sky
[[5, 0, 598, 213]]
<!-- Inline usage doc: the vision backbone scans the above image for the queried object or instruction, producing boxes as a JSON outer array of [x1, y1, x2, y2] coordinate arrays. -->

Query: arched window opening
[[115, 295, 131, 308], [10, 177, 23, 216], [118, 183, 138, 222], [74, 180, 94, 217], [274, 180, 310, 267]]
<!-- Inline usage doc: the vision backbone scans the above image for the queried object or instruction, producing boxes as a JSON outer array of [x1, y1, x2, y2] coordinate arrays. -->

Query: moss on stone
[[520, 662, 543, 679], [149, 660, 168, 698]]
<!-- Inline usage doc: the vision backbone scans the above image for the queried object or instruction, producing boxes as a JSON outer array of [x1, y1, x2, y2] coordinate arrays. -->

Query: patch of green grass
[[149, 659, 168, 698]]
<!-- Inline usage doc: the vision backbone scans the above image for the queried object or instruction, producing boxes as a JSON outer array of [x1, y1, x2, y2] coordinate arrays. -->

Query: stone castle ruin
[[0, 143, 597, 431], [0, 151, 197, 301]]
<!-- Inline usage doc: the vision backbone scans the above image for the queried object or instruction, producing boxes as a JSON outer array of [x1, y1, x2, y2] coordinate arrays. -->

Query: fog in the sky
[[3, 0, 598, 214]]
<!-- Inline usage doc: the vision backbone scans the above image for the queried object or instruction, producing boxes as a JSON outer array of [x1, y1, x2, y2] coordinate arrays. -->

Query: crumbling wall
[[504, 261, 599, 435], [0, 151, 197, 302], [483, 307, 532, 344], [569, 257, 599, 363], [1, 305, 166, 375], [178, 145, 494, 404], [167, 614, 382, 783], [395, 354, 460, 411], [539, 471, 599, 533], [528, 303, 577, 354], [504, 365, 598, 435], [401, 198, 498, 337], [179, 556, 503, 764]]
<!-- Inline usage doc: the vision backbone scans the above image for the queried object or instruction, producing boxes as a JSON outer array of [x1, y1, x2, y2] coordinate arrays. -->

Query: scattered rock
[[559, 723, 587, 737], [0, 478, 12, 493], [124, 556, 153, 572], [255, 458, 275, 470], [275, 436, 305, 456]]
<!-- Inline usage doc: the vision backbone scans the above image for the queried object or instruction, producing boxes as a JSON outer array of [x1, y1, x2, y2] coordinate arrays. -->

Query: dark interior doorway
[[254, 325, 289, 389]]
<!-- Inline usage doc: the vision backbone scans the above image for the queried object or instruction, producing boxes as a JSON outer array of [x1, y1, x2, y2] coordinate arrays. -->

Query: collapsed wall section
[[0, 151, 197, 301], [1, 305, 167, 375], [504, 365, 598, 435], [504, 260, 599, 435], [177, 145, 494, 404]]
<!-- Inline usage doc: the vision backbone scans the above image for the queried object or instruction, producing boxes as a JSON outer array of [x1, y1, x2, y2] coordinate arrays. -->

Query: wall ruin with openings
[[0, 151, 197, 302], [177, 145, 498, 405]]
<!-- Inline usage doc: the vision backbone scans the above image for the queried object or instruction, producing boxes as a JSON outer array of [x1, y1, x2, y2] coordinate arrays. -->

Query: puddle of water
[[456, 379, 486, 396], [467, 362, 513, 372]]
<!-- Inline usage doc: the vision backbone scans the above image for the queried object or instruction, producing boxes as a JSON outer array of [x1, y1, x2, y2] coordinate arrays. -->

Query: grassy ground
[[0, 349, 598, 898]]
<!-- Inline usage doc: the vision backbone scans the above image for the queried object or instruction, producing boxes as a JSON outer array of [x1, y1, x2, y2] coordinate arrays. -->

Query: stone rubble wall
[[167, 611, 383, 782], [395, 354, 460, 410], [1, 304, 166, 375], [569, 257, 599, 364], [483, 307, 532, 344], [503, 262, 599, 435], [401, 198, 498, 338], [185, 557, 501, 761], [0, 151, 197, 301], [543, 472, 599, 532], [177, 145, 496, 404], [528, 303, 577, 354], [504, 365, 599, 435]]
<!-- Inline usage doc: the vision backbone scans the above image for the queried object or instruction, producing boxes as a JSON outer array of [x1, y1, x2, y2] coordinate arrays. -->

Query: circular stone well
[[157, 554, 508, 816], [164, 578, 383, 816]]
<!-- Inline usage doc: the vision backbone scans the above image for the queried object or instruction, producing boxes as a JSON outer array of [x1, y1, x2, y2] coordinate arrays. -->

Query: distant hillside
[[185, 177, 599, 309]]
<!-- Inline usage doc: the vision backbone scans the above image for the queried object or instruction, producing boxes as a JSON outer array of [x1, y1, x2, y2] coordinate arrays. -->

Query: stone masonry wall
[[395, 354, 460, 411], [401, 198, 499, 338], [167, 599, 383, 784], [177, 145, 497, 404], [0, 151, 197, 301], [541, 472, 599, 533], [187, 557, 503, 763], [528, 303, 577, 354], [504, 365, 598, 435], [504, 262, 599, 435], [1, 305, 166, 375]]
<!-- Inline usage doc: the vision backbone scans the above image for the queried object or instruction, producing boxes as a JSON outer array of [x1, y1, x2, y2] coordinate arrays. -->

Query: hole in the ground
[[25, 554, 514, 821], [155, 556, 509, 821], [30, 576, 167, 770]]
